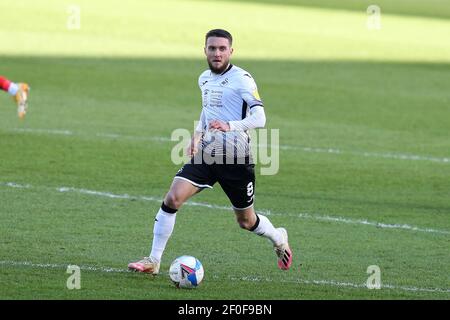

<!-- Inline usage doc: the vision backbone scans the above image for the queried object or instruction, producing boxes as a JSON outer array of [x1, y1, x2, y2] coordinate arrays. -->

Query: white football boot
[[274, 228, 293, 270], [128, 256, 160, 275]]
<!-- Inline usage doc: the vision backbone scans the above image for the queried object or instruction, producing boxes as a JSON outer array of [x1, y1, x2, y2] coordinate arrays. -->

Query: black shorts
[[175, 155, 255, 210]]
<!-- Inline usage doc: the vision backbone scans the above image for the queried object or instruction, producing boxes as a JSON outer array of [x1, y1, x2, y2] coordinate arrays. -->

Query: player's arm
[[186, 130, 203, 157], [208, 106, 266, 132], [229, 105, 266, 131], [186, 110, 205, 157], [209, 72, 266, 132]]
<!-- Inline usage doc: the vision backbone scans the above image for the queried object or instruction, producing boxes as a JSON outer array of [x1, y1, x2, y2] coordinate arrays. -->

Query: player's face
[[204, 36, 233, 74]]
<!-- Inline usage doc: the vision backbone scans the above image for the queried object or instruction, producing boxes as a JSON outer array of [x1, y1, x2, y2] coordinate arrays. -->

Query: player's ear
[[204, 46, 207, 56], [230, 47, 234, 55]]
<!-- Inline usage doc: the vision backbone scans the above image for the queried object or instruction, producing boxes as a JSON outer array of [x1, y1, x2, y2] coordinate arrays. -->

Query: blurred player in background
[[0, 76, 30, 119], [128, 29, 293, 275]]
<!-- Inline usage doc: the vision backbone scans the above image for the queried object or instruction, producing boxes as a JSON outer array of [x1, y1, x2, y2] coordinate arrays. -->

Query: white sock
[[8, 83, 19, 95], [251, 214, 283, 246], [150, 207, 176, 262]]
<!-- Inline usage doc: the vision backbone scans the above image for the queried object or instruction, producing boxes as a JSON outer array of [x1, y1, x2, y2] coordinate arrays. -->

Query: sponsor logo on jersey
[[252, 89, 261, 101]]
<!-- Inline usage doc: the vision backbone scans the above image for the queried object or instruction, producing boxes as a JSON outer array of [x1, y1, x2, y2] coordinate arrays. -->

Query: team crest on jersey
[[220, 78, 229, 86]]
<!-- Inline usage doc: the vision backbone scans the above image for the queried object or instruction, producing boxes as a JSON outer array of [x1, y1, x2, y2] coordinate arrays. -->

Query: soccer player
[[0, 76, 30, 119], [128, 29, 292, 274]]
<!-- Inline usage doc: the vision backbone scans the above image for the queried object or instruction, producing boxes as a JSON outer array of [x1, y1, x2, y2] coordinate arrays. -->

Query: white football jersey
[[197, 64, 263, 158]]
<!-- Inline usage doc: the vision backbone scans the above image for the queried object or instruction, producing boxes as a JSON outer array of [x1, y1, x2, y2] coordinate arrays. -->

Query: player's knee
[[164, 192, 183, 210]]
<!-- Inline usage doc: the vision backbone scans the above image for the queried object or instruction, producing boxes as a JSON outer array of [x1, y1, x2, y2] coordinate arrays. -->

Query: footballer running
[[128, 29, 293, 274]]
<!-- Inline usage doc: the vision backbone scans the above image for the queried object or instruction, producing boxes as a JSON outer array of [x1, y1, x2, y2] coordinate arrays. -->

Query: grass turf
[[0, 0, 449, 300]]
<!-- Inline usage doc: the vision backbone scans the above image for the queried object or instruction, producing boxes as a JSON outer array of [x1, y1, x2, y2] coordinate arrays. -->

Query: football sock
[[150, 202, 177, 262], [8, 83, 19, 95], [250, 214, 284, 246]]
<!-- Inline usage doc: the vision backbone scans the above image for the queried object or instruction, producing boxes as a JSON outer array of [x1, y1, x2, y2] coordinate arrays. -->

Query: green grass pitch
[[0, 0, 449, 300]]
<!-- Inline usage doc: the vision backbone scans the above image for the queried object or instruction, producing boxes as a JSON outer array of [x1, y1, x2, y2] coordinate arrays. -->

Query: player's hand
[[209, 120, 230, 132], [186, 143, 198, 157]]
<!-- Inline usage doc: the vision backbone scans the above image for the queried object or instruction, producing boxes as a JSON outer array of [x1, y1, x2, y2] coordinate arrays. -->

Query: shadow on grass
[[214, 0, 450, 20]]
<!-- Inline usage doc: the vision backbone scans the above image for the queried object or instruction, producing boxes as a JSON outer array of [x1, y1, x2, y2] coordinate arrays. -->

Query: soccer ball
[[169, 255, 204, 289]]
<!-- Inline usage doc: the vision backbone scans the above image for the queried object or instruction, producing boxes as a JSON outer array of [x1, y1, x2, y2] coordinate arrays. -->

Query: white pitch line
[[11, 127, 450, 164], [287, 212, 450, 235], [1, 260, 449, 295], [228, 275, 450, 294], [13, 128, 74, 136], [0, 260, 128, 274], [95, 133, 171, 142], [1, 182, 449, 236], [3, 182, 32, 189], [56, 185, 450, 236], [275, 144, 450, 164]]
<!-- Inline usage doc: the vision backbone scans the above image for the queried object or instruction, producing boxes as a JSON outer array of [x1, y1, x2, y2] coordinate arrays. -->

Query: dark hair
[[205, 29, 233, 46]]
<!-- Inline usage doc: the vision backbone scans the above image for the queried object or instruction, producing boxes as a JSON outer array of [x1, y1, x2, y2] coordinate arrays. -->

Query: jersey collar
[[211, 64, 233, 77], [220, 63, 233, 76]]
